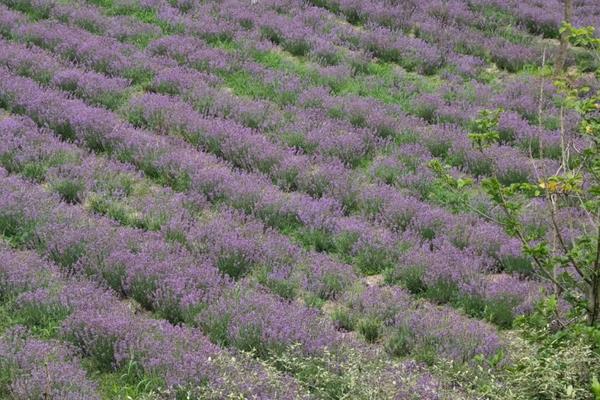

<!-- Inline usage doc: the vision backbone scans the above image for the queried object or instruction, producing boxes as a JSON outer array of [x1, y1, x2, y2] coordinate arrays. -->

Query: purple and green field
[[0, 0, 599, 399]]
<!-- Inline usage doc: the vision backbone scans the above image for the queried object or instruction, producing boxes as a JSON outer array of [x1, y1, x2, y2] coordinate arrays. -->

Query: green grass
[[85, 359, 166, 400], [219, 70, 298, 105], [74, 0, 178, 36], [249, 47, 443, 109], [14, 0, 445, 117], [0, 301, 15, 337]]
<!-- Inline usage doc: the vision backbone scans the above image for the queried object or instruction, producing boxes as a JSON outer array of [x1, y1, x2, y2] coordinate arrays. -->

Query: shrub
[[331, 307, 355, 331], [385, 327, 414, 357], [357, 318, 381, 343], [52, 179, 84, 204], [386, 265, 426, 294], [495, 334, 600, 400], [353, 246, 395, 275], [424, 280, 460, 304]]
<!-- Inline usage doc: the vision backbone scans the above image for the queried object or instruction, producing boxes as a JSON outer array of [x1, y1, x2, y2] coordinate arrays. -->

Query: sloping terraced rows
[[0, 0, 597, 398]]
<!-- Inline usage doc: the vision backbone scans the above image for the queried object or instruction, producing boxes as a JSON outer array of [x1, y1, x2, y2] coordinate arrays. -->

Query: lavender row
[[0, 3, 563, 185], [0, 159, 504, 368], [157, 0, 539, 75], [0, 328, 100, 399], [151, 34, 576, 181], [299, 0, 549, 72], [122, 77, 540, 276], [0, 65, 542, 325], [1, 1, 312, 124], [334, 284, 505, 364], [0, 159, 502, 400], [139, 31, 561, 183], [0, 37, 131, 110], [0, 32, 268, 132], [0, 11, 540, 284], [0, 161, 394, 393], [137, 0, 584, 170], [0, 113, 356, 302], [0, 102, 522, 319], [1, 109, 548, 328], [0, 66, 347, 250], [0, 51, 504, 290], [0, 17, 384, 266], [0, 4, 173, 83], [141, 39, 567, 203], [470, 0, 600, 38], [0, 243, 308, 398], [13, 10, 533, 261], [168, 0, 446, 75], [0, 87, 540, 366], [0, 140, 349, 358], [0, 7, 544, 298], [5, 0, 162, 42], [1, 0, 524, 360], [0, 116, 398, 377], [365, 139, 587, 270], [143, 30, 571, 178], [76, 0, 448, 76], [3, 0, 584, 166]]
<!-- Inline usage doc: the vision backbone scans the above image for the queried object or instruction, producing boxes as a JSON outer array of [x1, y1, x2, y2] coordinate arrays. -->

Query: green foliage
[[424, 280, 459, 304], [426, 178, 473, 212], [303, 293, 326, 309], [372, 163, 399, 185], [0, 212, 37, 247], [235, 326, 271, 357], [503, 304, 600, 400], [357, 317, 381, 343], [500, 255, 534, 275], [460, 295, 517, 329], [128, 276, 158, 310], [385, 327, 414, 357], [0, 344, 18, 398], [52, 178, 84, 204], [295, 228, 336, 253], [200, 312, 231, 348], [267, 344, 421, 399], [13, 301, 70, 339], [216, 252, 255, 280], [331, 231, 359, 258], [255, 267, 298, 300], [561, 23, 600, 51], [320, 273, 345, 300], [429, 87, 599, 325], [353, 246, 395, 275], [385, 265, 426, 294], [436, 300, 600, 399], [592, 376, 600, 399], [88, 196, 136, 227], [91, 358, 166, 400], [0, 295, 68, 340], [428, 159, 473, 190], [220, 70, 298, 105], [122, 67, 155, 86], [71, 334, 118, 373], [331, 307, 355, 331], [7, 0, 52, 20], [467, 108, 503, 151]]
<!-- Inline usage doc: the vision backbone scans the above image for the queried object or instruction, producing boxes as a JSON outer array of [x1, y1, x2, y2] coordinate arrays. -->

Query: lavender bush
[[0, 0, 598, 397]]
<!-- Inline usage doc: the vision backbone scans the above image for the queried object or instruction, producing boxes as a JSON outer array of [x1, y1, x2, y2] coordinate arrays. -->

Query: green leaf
[[591, 376, 600, 399]]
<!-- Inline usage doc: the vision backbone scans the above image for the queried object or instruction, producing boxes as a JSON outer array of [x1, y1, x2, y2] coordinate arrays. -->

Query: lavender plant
[[430, 24, 600, 327]]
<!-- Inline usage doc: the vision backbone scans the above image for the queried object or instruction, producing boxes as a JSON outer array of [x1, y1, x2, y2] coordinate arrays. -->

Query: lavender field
[[0, 0, 599, 398]]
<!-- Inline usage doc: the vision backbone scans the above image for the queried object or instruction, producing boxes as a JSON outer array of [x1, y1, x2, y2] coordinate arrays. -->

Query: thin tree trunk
[[589, 278, 600, 326], [555, 0, 574, 74], [590, 226, 600, 326]]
